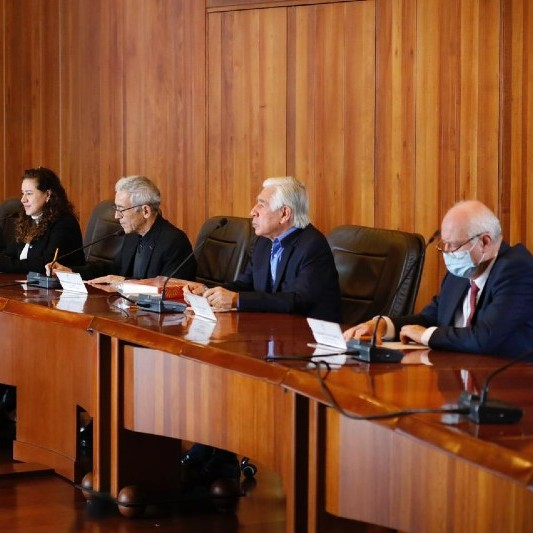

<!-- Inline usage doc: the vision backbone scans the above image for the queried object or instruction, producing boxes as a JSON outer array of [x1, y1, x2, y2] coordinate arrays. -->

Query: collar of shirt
[[454, 254, 497, 328], [271, 225, 298, 246], [471, 254, 497, 292], [270, 226, 297, 283], [137, 215, 161, 251]]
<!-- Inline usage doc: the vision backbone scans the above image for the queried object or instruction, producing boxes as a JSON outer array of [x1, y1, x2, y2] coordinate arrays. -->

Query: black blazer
[[393, 242, 533, 358], [0, 213, 84, 274], [80, 215, 196, 281], [226, 224, 341, 322]]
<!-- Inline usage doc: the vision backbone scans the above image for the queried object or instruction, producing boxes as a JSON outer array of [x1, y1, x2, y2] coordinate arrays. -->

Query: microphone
[[457, 350, 533, 424], [136, 217, 229, 313], [55, 228, 125, 263], [346, 229, 440, 363], [27, 228, 125, 289]]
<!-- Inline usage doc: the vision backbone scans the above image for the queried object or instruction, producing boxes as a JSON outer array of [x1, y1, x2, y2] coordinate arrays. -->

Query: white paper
[[185, 293, 217, 322], [311, 351, 347, 366], [56, 271, 88, 294], [306, 318, 347, 350], [55, 291, 88, 312], [184, 315, 217, 344]]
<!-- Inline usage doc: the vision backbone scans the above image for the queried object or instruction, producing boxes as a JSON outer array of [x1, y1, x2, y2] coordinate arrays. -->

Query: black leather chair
[[83, 200, 124, 264], [195, 215, 254, 286], [0, 197, 21, 251], [327, 224, 426, 325]]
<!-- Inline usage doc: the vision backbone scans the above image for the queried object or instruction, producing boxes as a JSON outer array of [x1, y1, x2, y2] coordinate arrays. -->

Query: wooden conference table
[[0, 274, 532, 532]]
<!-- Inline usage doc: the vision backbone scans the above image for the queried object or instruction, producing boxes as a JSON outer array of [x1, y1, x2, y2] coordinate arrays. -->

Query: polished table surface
[[0, 274, 532, 531]]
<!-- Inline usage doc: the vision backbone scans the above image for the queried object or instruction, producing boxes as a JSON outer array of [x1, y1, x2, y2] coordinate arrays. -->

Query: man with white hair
[[187, 176, 341, 322], [50, 175, 196, 282], [344, 200, 533, 358], [182, 176, 341, 488]]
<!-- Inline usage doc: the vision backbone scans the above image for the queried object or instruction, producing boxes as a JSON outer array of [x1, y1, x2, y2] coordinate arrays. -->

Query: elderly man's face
[[440, 209, 490, 267], [114, 191, 149, 235], [250, 186, 288, 240]]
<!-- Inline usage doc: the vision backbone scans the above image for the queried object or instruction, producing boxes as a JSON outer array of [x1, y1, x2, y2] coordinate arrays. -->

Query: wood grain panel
[[375, 0, 416, 231], [289, 2, 375, 230], [123, 348, 297, 477], [325, 410, 533, 531], [208, 0, 357, 10], [121, 345, 306, 528], [0, 6, 4, 198], [59, 0, 124, 227], [207, 8, 287, 218], [414, 0, 502, 308], [501, 0, 533, 250], [460, 0, 500, 209], [123, 0, 206, 240], [4, 0, 60, 194], [1, 312, 96, 481], [415, 0, 458, 307]]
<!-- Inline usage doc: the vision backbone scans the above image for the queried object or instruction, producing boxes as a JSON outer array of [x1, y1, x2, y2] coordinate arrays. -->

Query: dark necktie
[[270, 239, 282, 286], [132, 237, 145, 279], [466, 280, 479, 326]]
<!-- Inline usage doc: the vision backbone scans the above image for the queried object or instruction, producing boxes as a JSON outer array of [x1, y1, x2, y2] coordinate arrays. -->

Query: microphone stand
[[457, 350, 533, 424], [136, 217, 229, 313], [26, 229, 125, 289], [346, 316, 403, 363]]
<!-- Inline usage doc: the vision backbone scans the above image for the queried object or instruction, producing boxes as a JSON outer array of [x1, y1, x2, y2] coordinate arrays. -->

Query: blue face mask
[[443, 249, 479, 278]]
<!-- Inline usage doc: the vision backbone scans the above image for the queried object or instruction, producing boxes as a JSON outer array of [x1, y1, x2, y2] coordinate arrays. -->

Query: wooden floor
[[0, 443, 392, 532]]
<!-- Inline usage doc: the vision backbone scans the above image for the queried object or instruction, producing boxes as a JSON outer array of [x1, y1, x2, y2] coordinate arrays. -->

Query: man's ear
[[280, 205, 292, 223], [142, 204, 152, 218], [480, 233, 492, 247]]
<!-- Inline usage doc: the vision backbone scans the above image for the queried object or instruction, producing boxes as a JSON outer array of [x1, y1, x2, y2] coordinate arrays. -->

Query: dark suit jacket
[[0, 213, 84, 274], [392, 242, 533, 358], [80, 215, 196, 280], [225, 224, 341, 322]]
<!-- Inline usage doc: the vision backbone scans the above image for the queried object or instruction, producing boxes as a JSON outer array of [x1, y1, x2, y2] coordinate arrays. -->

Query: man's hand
[[399, 324, 426, 344], [183, 281, 208, 295], [45, 261, 72, 277], [203, 286, 237, 311], [343, 319, 386, 344], [87, 275, 125, 286]]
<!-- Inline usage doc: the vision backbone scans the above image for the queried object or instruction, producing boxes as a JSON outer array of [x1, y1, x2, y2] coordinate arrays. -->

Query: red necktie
[[466, 280, 479, 326]]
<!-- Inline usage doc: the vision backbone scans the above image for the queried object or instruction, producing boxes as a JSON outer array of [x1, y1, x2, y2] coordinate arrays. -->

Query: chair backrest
[[327, 224, 426, 325], [84, 200, 124, 264], [195, 215, 254, 286], [0, 197, 21, 250]]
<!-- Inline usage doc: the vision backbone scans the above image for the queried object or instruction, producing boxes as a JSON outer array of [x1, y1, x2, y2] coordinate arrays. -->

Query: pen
[[50, 248, 59, 274]]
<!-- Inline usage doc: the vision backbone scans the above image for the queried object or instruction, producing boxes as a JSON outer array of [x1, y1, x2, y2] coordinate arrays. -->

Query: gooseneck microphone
[[457, 350, 533, 424], [136, 217, 229, 313], [54, 228, 125, 264], [27, 228, 125, 289], [346, 229, 440, 363]]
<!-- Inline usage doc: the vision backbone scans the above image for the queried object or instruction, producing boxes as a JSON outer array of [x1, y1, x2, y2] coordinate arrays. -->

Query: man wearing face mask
[[344, 200, 533, 358]]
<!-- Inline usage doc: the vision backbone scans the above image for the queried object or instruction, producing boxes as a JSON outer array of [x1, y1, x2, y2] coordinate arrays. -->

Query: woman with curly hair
[[0, 167, 85, 273]]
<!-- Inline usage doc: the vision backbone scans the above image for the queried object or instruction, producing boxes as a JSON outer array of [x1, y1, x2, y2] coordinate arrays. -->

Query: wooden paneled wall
[[0, 0, 531, 312]]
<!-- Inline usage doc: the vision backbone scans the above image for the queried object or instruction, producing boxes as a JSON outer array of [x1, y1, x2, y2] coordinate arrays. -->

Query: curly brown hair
[[16, 167, 78, 243]]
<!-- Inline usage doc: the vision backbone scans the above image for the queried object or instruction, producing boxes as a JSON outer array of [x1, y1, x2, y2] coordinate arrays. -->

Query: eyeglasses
[[112, 204, 145, 217], [436, 233, 483, 256]]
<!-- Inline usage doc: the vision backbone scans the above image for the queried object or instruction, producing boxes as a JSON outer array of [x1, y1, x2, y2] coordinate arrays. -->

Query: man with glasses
[[344, 200, 533, 358], [49, 175, 196, 282]]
